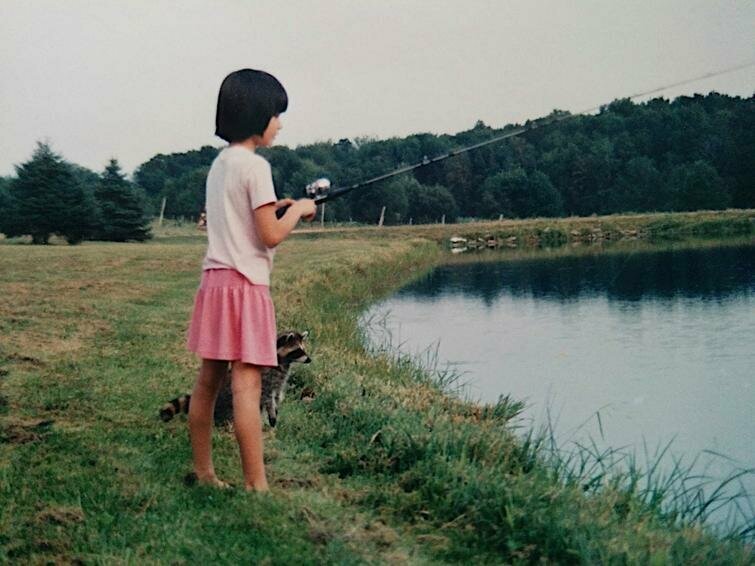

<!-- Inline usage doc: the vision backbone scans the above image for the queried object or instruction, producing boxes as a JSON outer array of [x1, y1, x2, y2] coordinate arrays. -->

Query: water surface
[[363, 240, 755, 528]]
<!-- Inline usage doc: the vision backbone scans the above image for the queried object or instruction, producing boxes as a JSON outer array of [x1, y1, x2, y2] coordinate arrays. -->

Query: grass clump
[[647, 214, 754, 241]]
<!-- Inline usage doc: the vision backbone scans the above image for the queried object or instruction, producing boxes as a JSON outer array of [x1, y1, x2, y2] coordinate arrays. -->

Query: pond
[[362, 238, 755, 531]]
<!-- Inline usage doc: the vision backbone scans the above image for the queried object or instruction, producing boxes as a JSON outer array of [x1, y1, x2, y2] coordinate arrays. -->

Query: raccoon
[[160, 331, 311, 427]]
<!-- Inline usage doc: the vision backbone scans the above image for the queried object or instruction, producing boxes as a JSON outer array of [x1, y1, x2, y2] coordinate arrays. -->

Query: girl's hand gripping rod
[[275, 178, 331, 218]]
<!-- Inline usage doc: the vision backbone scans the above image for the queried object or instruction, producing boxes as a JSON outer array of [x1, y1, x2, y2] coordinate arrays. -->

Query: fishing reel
[[305, 178, 331, 203], [275, 178, 331, 218]]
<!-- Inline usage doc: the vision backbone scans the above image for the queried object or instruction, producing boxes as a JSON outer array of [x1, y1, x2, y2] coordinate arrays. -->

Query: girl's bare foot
[[199, 476, 232, 489], [244, 481, 269, 492], [185, 472, 232, 489]]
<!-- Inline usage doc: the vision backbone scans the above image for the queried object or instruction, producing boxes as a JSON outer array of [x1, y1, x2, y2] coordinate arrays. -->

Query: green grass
[[1, 214, 753, 564], [291, 209, 755, 248]]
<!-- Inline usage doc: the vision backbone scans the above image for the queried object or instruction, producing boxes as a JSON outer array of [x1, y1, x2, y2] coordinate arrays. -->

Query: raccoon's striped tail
[[160, 394, 191, 422]]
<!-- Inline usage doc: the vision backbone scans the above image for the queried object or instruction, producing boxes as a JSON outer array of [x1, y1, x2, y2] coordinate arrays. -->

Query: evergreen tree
[[0, 177, 17, 237], [94, 159, 152, 241], [7, 142, 96, 244]]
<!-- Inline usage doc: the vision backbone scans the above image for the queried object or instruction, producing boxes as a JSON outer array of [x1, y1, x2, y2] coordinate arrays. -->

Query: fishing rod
[[277, 61, 754, 218]]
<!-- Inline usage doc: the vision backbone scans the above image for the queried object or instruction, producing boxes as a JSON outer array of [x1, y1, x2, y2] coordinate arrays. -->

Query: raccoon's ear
[[301, 330, 309, 339]]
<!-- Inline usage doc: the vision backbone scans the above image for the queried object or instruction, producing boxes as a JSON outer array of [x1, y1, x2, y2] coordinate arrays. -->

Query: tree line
[[133, 92, 754, 225], [1, 92, 752, 243]]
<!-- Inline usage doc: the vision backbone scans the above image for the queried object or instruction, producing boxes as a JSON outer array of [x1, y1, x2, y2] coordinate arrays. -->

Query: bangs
[[272, 86, 288, 116]]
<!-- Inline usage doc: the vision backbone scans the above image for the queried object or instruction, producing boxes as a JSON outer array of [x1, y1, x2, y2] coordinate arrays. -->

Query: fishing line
[[283, 61, 752, 279], [295, 60, 755, 207]]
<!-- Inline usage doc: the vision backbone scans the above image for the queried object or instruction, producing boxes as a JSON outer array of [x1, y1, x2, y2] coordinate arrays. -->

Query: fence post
[[158, 197, 167, 227]]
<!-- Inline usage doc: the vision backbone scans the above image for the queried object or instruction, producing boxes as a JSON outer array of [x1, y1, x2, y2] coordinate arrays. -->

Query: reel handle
[[276, 177, 331, 219], [275, 197, 326, 219], [275, 206, 289, 219]]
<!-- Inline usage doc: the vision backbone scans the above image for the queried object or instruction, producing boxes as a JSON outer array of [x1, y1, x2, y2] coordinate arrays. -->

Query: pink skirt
[[186, 269, 278, 366]]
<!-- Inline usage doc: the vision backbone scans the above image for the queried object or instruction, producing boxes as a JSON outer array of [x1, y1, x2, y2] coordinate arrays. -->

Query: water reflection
[[400, 244, 754, 305]]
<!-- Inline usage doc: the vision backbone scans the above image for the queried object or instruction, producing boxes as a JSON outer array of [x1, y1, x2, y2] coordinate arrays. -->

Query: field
[[1, 211, 753, 564]]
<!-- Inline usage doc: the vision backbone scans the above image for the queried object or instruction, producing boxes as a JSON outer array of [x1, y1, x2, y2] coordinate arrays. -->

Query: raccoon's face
[[276, 330, 311, 365]]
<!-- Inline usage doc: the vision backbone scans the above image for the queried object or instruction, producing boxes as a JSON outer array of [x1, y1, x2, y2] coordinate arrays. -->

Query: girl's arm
[[253, 198, 317, 248]]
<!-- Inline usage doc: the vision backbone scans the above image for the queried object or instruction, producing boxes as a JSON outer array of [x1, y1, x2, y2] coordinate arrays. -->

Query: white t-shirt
[[202, 146, 278, 285]]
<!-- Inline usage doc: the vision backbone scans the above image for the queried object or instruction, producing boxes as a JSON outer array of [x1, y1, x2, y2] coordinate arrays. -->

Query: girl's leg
[[188, 358, 228, 485], [230, 361, 269, 491]]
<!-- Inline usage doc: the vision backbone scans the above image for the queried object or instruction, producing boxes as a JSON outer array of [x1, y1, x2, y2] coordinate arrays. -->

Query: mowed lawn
[[0, 236, 441, 564]]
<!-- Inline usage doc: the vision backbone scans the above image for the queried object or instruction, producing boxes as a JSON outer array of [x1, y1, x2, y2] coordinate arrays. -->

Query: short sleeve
[[247, 157, 277, 210]]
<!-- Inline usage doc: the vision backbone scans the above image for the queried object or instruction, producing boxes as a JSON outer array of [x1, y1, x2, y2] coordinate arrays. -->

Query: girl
[[186, 69, 316, 491]]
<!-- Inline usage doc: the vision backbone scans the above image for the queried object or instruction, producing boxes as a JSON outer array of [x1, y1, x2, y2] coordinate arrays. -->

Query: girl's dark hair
[[215, 69, 288, 142]]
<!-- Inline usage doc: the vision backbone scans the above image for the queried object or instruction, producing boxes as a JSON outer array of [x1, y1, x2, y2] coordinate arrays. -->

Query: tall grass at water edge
[[271, 238, 754, 563], [355, 309, 754, 562]]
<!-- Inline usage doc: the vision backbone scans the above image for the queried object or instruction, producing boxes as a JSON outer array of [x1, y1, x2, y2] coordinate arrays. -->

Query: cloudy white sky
[[1, 1, 753, 177]]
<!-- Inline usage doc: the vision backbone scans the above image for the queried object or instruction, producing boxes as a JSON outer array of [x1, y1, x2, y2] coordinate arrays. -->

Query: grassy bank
[[1, 221, 752, 563], [294, 209, 755, 249]]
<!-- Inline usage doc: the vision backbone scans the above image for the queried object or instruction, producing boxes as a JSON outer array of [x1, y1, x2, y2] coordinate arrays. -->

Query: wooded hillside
[[132, 93, 753, 224]]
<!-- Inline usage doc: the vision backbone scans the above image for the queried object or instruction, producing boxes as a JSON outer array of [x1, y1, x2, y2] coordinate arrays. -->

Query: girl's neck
[[231, 138, 257, 152]]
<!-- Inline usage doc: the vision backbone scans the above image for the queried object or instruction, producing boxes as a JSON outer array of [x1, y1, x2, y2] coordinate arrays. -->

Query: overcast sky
[[1, 1, 753, 177]]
